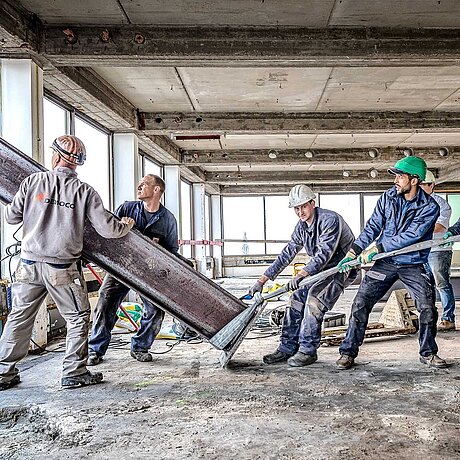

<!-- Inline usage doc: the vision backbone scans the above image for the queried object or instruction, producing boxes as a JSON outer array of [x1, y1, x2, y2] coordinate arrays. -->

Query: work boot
[[130, 350, 153, 362], [61, 371, 103, 388], [87, 354, 103, 366], [336, 354, 355, 370], [263, 350, 293, 365], [287, 352, 317, 367], [438, 320, 456, 332], [419, 354, 447, 369], [0, 375, 21, 391]]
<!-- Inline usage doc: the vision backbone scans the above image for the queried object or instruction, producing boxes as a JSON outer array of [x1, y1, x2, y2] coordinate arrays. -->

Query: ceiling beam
[[182, 147, 457, 165], [205, 169, 395, 184], [141, 111, 460, 135], [437, 162, 460, 184], [40, 26, 460, 67]]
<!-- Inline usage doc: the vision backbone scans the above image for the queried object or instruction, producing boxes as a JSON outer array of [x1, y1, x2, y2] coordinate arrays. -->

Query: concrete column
[[1, 59, 43, 161], [113, 133, 139, 208], [1, 59, 44, 278], [211, 195, 223, 278], [193, 183, 207, 274], [164, 165, 181, 224]]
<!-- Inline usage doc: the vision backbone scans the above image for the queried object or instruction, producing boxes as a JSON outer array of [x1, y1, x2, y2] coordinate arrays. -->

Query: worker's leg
[[277, 288, 308, 355], [298, 271, 350, 356], [88, 274, 130, 357], [428, 250, 455, 323], [44, 262, 91, 378], [339, 261, 397, 358], [398, 264, 439, 357], [0, 261, 47, 385], [131, 297, 165, 352]]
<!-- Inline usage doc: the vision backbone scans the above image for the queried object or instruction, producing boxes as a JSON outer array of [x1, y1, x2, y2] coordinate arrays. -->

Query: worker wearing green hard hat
[[388, 155, 427, 182]]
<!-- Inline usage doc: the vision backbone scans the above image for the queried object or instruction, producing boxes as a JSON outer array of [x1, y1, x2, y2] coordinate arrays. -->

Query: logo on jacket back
[[35, 192, 75, 209]]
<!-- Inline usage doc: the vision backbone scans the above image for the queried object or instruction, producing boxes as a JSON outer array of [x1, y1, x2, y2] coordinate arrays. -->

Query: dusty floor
[[1, 280, 460, 460]]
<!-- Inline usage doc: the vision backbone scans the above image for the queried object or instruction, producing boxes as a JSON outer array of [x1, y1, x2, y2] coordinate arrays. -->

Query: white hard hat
[[422, 170, 436, 184], [288, 184, 316, 208]]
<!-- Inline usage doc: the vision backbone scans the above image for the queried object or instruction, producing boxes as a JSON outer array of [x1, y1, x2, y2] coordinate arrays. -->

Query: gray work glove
[[286, 274, 305, 291], [249, 280, 264, 297]]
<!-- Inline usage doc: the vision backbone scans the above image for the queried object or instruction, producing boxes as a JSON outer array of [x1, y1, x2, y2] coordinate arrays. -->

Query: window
[[222, 197, 265, 255], [180, 180, 192, 258], [447, 194, 460, 250], [205, 194, 211, 256], [43, 98, 67, 169], [75, 117, 111, 208], [265, 195, 299, 254], [320, 194, 361, 238], [144, 156, 162, 177], [363, 194, 381, 228]]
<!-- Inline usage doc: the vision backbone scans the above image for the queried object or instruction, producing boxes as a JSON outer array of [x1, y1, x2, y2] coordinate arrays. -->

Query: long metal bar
[[0, 137, 246, 345]]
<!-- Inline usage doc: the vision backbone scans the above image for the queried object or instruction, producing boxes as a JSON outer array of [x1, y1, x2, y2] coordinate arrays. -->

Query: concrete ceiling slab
[[329, 0, 460, 28], [220, 134, 317, 149], [317, 67, 460, 112], [311, 133, 413, 149], [403, 132, 460, 147]]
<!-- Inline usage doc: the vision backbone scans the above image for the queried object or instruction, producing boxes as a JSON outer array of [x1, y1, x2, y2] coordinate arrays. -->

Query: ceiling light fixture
[[368, 148, 380, 158], [439, 147, 449, 157], [403, 147, 414, 157], [368, 169, 379, 178], [304, 150, 314, 158], [268, 149, 278, 159]]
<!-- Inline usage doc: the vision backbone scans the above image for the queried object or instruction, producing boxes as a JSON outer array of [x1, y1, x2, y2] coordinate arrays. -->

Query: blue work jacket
[[353, 186, 439, 265], [264, 207, 355, 279], [115, 201, 179, 254]]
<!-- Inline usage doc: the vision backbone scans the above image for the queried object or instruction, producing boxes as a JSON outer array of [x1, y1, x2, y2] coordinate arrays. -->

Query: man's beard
[[396, 183, 411, 196]]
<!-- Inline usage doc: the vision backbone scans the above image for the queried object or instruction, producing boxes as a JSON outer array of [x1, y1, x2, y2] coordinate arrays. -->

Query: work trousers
[[88, 274, 164, 356], [339, 260, 438, 359], [0, 260, 90, 384], [426, 250, 455, 323], [278, 269, 355, 356]]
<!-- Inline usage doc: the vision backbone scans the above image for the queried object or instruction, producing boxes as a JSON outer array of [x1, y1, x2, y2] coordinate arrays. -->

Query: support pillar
[[211, 195, 223, 278], [193, 183, 207, 274], [164, 165, 181, 224], [113, 133, 139, 208]]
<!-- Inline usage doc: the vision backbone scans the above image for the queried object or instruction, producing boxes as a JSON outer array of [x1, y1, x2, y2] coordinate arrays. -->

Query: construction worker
[[249, 184, 356, 367], [420, 170, 456, 332], [87, 174, 179, 365], [0, 135, 134, 391], [337, 156, 446, 370]]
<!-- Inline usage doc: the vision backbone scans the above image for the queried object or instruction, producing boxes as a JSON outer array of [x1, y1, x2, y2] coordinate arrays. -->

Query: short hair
[[145, 174, 165, 194]]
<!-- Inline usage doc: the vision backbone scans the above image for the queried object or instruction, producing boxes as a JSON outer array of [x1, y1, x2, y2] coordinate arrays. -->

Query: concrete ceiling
[[1, 0, 460, 194]]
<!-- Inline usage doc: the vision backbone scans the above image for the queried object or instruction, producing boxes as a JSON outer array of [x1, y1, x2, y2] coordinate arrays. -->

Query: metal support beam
[[141, 111, 460, 135], [39, 26, 460, 67]]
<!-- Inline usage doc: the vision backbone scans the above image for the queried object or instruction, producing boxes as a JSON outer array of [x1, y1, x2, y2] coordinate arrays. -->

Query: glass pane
[[144, 157, 162, 177], [43, 99, 67, 169], [75, 118, 110, 208], [222, 197, 264, 255], [320, 194, 361, 238], [265, 195, 299, 246], [180, 181, 192, 258], [447, 194, 460, 249], [363, 194, 381, 229], [205, 195, 210, 256]]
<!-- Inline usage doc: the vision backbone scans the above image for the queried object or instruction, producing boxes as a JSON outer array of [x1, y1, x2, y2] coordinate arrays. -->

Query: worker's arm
[[163, 214, 179, 254], [4, 177, 28, 224]]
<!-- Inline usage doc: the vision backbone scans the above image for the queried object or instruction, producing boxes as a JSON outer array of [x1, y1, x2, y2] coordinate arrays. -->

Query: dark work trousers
[[88, 274, 165, 356], [278, 269, 356, 356], [339, 260, 438, 358]]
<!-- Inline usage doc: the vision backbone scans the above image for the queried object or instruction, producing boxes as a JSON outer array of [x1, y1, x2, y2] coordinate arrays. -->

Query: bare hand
[[121, 217, 135, 230]]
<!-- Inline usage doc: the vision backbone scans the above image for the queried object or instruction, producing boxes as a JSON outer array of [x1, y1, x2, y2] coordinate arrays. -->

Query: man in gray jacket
[[0, 135, 134, 391], [249, 184, 356, 367]]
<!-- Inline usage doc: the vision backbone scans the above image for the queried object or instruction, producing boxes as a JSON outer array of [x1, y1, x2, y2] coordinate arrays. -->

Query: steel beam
[[141, 111, 460, 135], [0, 137, 246, 345]]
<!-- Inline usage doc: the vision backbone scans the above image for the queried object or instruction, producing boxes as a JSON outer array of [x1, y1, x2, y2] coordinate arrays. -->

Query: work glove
[[121, 217, 135, 230], [358, 245, 379, 264], [286, 274, 305, 291], [249, 280, 265, 297], [440, 231, 454, 248], [338, 249, 357, 273]]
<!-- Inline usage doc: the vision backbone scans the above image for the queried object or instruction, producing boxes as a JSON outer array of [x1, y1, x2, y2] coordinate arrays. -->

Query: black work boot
[[336, 354, 355, 370], [61, 371, 103, 388], [87, 354, 103, 366], [263, 350, 293, 365], [0, 375, 21, 391], [130, 350, 153, 362], [287, 352, 318, 367], [419, 354, 447, 369]]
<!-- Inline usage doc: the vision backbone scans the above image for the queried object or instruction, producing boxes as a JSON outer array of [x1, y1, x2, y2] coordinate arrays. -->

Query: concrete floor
[[1, 280, 460, 460]]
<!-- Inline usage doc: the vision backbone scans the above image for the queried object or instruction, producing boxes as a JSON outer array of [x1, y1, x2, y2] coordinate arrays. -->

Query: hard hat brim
[[387, 167, 407, 176]]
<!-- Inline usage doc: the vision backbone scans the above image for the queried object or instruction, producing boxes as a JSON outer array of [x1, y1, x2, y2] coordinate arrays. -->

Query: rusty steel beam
[[0, 137, 246, 345]]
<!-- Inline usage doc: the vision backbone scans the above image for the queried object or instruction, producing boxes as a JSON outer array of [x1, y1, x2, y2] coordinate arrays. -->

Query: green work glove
[[440, 231, 454, 248], [338, 249, 357, 273], [358, 245, 379, 264]]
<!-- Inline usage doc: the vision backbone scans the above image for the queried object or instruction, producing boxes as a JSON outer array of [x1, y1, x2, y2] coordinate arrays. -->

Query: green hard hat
[[388, 156, 427, 181]]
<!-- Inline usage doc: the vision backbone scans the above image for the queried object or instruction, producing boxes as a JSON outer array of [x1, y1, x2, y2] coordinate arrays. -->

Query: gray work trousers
[[0, 260, 90, 384]]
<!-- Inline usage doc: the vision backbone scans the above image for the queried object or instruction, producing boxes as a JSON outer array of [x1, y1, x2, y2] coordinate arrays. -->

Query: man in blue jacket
[[87, 174, 179, 364], [337, 156, 446, 369], [250, 184, 356, 367]]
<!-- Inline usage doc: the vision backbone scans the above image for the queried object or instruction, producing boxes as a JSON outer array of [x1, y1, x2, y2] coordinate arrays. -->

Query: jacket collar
[[388, 185, 429, 209], [53, 166, 77, 177]]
